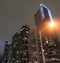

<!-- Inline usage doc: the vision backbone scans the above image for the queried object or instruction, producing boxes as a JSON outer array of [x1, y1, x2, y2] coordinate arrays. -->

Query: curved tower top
[[34, 3, 53, 27], [40, 3, 53, 22]]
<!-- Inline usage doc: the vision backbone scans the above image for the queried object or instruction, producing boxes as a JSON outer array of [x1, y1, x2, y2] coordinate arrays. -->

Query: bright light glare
[[49, 22, 55, 28]]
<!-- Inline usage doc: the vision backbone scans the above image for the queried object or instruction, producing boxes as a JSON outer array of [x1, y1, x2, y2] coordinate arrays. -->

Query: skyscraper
[[2, 41, 10, 63], [19, 24, 30, 63], [34, 3, 60, 63], [10, 32, 20, 63], [9, 24, 30, 63]]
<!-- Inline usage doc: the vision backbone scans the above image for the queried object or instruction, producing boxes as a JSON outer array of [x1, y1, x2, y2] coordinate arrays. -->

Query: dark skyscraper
[[2, 41, 10, 63], [19, 25, 30, 63], [34, 4, 60, 63], [9, 24, 30, 63], [35, 3, 53, 30], [10, 32, 20, 63]]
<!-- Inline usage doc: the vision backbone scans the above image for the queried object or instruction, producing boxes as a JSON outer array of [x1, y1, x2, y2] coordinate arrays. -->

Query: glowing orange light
[[49, 22, 55, 28]]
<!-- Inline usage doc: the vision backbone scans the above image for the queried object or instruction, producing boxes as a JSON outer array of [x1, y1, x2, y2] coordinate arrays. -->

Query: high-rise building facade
[[34, 3, 60, 63], [9, 24, 30, 63], [29, 29, 38, 63], [10, 32, 20, 63], [2, 41, 10, 63], [19, 25, 30, 63]]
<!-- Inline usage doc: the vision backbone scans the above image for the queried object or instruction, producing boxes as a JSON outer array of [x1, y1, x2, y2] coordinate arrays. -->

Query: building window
[[26, 31, 29, 34], [16, 60, 19, 62], [23, 37, 28, 41], [13, 44, 16, 47], [17, 51, 19, 54]]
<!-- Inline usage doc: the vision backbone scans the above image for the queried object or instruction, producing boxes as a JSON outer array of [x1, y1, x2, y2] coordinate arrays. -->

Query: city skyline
[[0, 0, 60, 57], [1, 3, 60, 63]]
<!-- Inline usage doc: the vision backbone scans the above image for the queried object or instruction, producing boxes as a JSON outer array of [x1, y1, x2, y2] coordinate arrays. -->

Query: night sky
[[0, 0, 60, 56]]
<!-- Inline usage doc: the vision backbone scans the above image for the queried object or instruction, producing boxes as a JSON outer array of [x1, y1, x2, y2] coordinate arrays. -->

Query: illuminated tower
[[10, 32, 20, 63], [20, 24, 30, 63], [35, 3, 53, 31], [34, 4, 60, 63], [10, 24, 30, 63]]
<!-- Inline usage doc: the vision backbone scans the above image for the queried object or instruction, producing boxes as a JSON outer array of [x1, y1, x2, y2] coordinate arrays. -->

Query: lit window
[[24, 52, 26, 54], [26, 31, 29, 33], [24, 37, 27, 40], [13, 44, 16, 47], [16, 60, 19, 62], [42, 49, 44, 52], [12, 58, 15, 61], [46, 40, 48, 44], [39, 52, 41, 54], [23, 37, 28, 41], [17, 51, 19, 54], [45, 53, 48, 55]]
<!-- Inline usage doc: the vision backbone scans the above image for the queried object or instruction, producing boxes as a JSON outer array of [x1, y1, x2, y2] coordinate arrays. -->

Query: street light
[[39, 21, 56, 63]]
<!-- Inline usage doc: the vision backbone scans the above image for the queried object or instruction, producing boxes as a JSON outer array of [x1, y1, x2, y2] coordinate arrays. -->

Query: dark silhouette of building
[[34, 3, 60, 63], [2, 41, 10, 63], [10, 32, 20, 63], [9, 24, 30, 63], [19, 24, 30, 63]]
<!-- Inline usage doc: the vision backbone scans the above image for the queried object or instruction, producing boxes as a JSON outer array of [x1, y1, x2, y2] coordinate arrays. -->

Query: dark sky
[[0, 0, 60, 55]]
